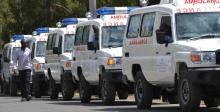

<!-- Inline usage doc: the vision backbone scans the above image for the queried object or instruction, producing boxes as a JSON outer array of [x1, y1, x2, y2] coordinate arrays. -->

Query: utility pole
[[89, 0, 97, 18]]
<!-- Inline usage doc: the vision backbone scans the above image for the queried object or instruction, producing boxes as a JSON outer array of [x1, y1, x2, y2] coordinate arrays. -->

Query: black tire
[[3, 81, 9, 95], [178, 65, 201, 112], [49, 79, 59, 99], [101, 73, 116, 105], [117, 89, 128, 100], [9, 78, 17, 96], [33, 76, 41, 98], [167, 95, 178, 104], [79, 73, 91, 103], [204, 98, 220, 108], [134, 71, 153, 109], [61, 75, 75, 101]]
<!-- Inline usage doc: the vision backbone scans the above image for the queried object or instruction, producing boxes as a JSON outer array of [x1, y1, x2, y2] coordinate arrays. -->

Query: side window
[[47, 34, 52, 50], [51, 34, 57, 48], [82, 25, 91, 45], [75, 26, 84, 45], [58, 35, 62, 53], [8, 48, 11, 59], [31, 43, 35, 58], [127, 15, 141, 38], [140, 13, 156, 37], [157, 16, 173, 43], [93, 25, 100, 50], [3, 47, 7, 58]]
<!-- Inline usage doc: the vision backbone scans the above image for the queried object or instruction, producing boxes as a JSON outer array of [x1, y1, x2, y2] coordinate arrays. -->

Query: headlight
[[191, 52, 216, 64], [65, 61, 71, 68], [35, 63, 45, 70], [35, 64, 42, 70], [107, 57, 121, 65]]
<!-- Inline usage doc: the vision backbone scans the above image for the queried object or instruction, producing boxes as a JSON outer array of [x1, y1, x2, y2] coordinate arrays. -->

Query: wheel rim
[[136, 79, 143, 102], [181, 79, 190, 104]]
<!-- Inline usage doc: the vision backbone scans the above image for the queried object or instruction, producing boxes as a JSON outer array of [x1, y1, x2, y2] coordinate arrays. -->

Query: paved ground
[[0, 95, 220, 112]]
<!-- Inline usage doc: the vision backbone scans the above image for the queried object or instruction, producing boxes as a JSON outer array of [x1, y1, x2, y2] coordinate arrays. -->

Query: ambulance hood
[[33, 57, 45, 63], [176, 38, 220, 51], [99, 47, 122, 57], [60, 53, 72, 60]]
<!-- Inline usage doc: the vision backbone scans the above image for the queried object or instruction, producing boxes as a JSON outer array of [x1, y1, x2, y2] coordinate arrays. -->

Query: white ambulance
[[73, 7, 138, 105], [123, 0, 220, 111], [2, 35, 32, 96], [25, 27, 56, 98], [46, 18, 86, 100]]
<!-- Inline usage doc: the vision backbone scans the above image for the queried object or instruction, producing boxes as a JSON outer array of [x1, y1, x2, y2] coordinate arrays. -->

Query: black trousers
[[19, 69, 31, 98]]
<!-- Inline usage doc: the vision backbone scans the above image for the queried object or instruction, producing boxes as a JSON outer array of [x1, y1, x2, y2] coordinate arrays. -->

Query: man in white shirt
[[13, 39, 32, 101]]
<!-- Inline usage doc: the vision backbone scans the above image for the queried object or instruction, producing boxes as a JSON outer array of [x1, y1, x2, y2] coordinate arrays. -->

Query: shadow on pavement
[[93, 106, 179, 112], [92, 107, 220, 112], [47, 100, 136, 106]]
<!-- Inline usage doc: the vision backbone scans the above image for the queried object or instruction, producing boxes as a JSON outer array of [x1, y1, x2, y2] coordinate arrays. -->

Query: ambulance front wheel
[[9, 78, 17, 96], [79, 73, 91, 103], [178, 65, 201, 112], [32, 75, 41, 98], [49, 79, 59, 99], [134, 71, 153, 109], [204, 97, 220, 108], [101, 72, 116, 105], [61, 74, 75, 101]]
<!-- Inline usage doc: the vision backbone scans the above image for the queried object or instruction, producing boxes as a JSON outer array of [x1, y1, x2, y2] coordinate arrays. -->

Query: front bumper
[[105, 69, 124, 84], [33, 72, 48, 82], [62, 70, 77, 83], [188, 68, 220, 85]]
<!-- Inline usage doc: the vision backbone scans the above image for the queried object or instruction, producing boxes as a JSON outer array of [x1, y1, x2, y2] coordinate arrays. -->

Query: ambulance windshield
[[102, 26, 125, 48], [36, 41, 46, 57], [176, 12, 220, 40], [64, 34, 74, 52]]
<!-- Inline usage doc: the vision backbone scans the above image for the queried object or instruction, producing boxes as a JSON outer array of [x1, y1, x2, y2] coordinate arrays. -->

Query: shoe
[[21, 98, 25, 102], [26, 95, 32, 101]]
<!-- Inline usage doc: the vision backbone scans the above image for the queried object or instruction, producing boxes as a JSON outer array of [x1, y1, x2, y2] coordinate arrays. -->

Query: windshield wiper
[[107, 44, 122, 48], [189, 34, 220, 40]]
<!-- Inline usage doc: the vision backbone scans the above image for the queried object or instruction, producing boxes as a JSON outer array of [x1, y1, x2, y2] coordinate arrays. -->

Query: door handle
[[166, 52, 171, 55], [125, 52, 129, 57], [156, 52, 159, 54]]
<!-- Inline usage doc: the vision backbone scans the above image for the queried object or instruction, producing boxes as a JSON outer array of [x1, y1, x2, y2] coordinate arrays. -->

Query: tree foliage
[[0, 0, 138, 43]]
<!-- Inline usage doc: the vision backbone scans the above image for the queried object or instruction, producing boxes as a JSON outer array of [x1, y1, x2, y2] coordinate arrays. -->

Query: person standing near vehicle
[[13, 39, 32, 101]]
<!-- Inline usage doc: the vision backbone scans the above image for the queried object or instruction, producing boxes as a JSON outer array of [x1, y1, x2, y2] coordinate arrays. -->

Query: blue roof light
[[35, 27, 49, 35], [62, 18, 79, 26], [11, 35, 24, 42], [96, 7, 139, 15]]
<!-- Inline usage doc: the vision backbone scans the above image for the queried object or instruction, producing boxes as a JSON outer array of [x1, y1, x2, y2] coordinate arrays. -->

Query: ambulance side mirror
[[156, 30, 172, 47], [4, 57, 10, 63], [53, 47, 59, 54], [87, 42, 95, 50], [156, 30, 166, 44]]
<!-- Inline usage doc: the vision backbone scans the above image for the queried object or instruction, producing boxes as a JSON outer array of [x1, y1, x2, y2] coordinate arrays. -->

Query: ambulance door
[[82, 25, 98, 83], [154, 13, 174, 84], [54, 34, 62, 79], [124, 13, 156, 81], [2, 46, 10, 79], [86, 25, 99, 83]]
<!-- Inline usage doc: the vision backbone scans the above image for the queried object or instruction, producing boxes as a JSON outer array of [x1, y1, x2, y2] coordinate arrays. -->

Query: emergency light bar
[[11, 35, 24, 42], [35, 27, 49, 35], [96, 7, 139, 15], [62, 18, 87, 26]]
